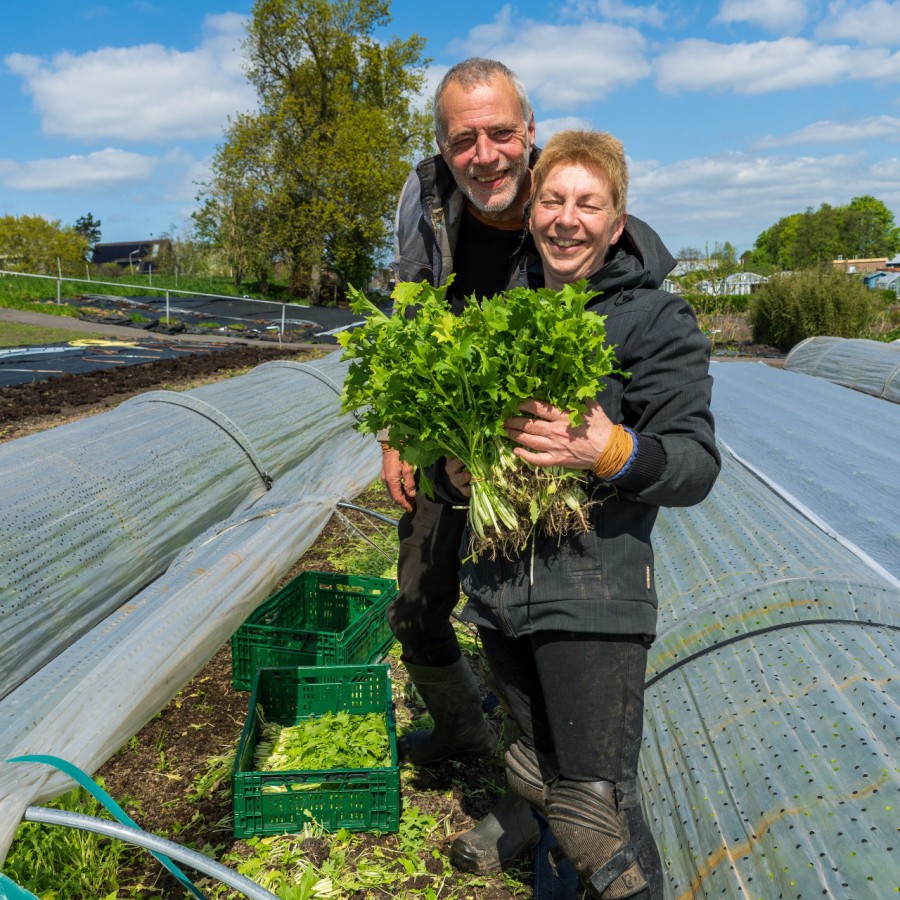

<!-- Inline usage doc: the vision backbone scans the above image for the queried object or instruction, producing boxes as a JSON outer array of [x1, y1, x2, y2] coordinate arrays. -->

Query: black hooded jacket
[[456, 216, 721, 638]]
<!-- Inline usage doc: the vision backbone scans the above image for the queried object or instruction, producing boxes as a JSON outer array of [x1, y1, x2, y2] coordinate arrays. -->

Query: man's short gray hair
[[433, 58, 533, 144]]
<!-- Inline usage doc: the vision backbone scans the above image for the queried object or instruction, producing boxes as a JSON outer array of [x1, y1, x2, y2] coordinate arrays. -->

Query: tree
[[753, 197, 900, 270], [710, 240, 739, 277], [0, 215, 89, 275], [839, 196, 900, 258], [199, 0, 432, 300], [73, 213, 102, 254]]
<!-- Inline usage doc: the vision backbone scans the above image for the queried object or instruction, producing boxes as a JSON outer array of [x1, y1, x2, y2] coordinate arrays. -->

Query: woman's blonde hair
[[531, 130, 628, 217]]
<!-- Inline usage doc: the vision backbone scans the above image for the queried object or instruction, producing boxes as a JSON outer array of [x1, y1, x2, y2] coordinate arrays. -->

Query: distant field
[[0, 321, 106, 348]]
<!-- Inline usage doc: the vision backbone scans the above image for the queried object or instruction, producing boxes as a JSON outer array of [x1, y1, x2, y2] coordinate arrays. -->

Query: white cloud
[[449, 8, 650, 108], [628, 150, 900, 251], [714, 0, 810, 32], [755, 115, 900, 147], [536, 116, 594, 145], [654, 37, 900, 93], [564, 0, 667, 28], [817, 0, 900, 46], [0, 148, 157, 191], [4, 13, 256, 143]]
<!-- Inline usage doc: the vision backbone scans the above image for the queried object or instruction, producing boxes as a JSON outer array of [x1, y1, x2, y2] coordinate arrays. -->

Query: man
[[383, 57, 542, 874]]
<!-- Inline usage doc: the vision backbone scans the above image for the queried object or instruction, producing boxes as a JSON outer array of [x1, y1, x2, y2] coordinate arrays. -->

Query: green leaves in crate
[[254, 705, 391, 773]]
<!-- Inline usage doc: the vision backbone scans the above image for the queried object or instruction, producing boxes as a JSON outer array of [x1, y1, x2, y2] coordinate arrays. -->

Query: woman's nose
[[556, 200, 578, 227]]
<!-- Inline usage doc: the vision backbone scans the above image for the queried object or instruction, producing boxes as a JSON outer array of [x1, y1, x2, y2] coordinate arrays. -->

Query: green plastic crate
[[232, 664, 400, 838], [231, 570, 398, 690]]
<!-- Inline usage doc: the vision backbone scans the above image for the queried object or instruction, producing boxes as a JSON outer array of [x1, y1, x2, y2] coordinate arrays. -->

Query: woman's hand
[[504, 398, 615, 469], [445, 456, 472, 497]]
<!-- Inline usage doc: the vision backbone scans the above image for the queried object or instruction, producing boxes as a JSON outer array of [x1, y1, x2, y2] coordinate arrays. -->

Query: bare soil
[[0, 343, 315, 442]]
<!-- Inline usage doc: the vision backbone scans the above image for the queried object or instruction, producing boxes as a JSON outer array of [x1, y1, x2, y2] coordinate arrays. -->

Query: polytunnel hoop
[[128, 392, 273, 490], [645, 616, 899, 689], [254, 360, 345, 396]]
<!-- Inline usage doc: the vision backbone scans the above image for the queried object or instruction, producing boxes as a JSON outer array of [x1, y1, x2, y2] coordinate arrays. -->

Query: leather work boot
[[398, 656, 497, 766], [450, 788, 541, 874]]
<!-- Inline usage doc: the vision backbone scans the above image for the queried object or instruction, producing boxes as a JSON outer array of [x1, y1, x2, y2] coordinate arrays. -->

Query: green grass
[[0, 321, 108, 347], [0, 272, 309, 308], [1, 782, 132, 900]]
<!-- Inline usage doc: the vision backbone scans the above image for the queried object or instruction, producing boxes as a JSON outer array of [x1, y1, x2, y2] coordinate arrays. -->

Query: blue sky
[[2, 0, 899, 258]]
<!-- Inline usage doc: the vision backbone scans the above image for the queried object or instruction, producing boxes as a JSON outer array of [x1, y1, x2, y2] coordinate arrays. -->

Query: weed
[[0, 782, 131, 899], [188, 749, 236, 803]]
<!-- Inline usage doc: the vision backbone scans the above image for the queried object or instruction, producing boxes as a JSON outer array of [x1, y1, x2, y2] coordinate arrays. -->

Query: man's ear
[[527, 113, 536, 145]]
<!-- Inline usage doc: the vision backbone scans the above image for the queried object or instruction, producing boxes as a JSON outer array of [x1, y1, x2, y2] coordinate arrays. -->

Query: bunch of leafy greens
[[254, 707, 391, 778], [338, 280, 621, 556]]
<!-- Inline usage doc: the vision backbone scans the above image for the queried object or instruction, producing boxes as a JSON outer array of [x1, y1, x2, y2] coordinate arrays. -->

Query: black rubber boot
[[398, 657, 497, 766], [450, 735, 548, 874], [450, 788, 541, 874]]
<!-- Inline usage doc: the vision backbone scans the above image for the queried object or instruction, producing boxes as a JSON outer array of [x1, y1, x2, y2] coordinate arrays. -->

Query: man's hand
[[381, 447, 417, 511], [504, 398, 614, 469], [445, 456, 472, 498]]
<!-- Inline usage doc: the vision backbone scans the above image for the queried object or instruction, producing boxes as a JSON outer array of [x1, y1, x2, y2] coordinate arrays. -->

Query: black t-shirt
[[445, 206, 523, 314]]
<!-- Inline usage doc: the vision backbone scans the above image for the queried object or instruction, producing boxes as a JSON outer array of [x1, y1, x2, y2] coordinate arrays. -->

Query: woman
[[442, 131, 720, 898]]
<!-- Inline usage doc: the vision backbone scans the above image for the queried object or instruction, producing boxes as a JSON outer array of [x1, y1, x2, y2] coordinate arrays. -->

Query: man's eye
[[492, 129, 514, 140], [450, 137, 474, 152]]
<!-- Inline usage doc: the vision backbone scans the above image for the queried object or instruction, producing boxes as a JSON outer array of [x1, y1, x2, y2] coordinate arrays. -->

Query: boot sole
[[450, 829, 541, 875]]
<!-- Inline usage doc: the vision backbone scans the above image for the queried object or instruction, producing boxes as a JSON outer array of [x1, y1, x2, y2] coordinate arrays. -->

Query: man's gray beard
[[464, 138, 531, 215]]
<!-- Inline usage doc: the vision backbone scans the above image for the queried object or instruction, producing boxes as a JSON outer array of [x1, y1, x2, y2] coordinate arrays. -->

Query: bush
[[749, 268, 878, 350]]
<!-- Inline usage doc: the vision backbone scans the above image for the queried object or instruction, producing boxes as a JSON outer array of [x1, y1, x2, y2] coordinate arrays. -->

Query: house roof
[[91, 240, 169, 266]]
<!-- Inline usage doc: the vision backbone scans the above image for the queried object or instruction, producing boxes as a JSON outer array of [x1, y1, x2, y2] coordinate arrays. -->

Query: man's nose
[[473, 132, 499, 165]]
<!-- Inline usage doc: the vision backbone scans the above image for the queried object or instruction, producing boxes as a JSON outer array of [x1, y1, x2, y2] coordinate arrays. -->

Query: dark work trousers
[[478, 627, 664, 898], [386, 493, 468, 667]]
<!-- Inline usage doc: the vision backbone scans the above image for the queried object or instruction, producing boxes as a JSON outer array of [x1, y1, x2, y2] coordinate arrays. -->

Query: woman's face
[[531, 162, 626, 289]]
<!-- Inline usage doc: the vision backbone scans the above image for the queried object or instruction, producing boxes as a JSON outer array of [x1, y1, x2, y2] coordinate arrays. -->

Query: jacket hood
[[616, 215, 676, 289]]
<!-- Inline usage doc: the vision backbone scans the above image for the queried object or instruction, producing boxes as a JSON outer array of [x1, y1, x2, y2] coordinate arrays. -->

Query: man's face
[[437, 77, 535, 222]]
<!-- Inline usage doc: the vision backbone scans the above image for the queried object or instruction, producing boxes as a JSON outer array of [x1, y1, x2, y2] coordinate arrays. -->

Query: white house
[[693, 272, 768, 296]]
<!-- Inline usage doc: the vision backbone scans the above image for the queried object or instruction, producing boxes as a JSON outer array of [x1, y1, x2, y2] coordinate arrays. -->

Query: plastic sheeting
[[784, 335, 900, 402], [645, 446, 899, 898], [709, 360, 900, 582], [0, 352, 381, 862], [2, 349, 898, 897], [0, 359, 350, 699]]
